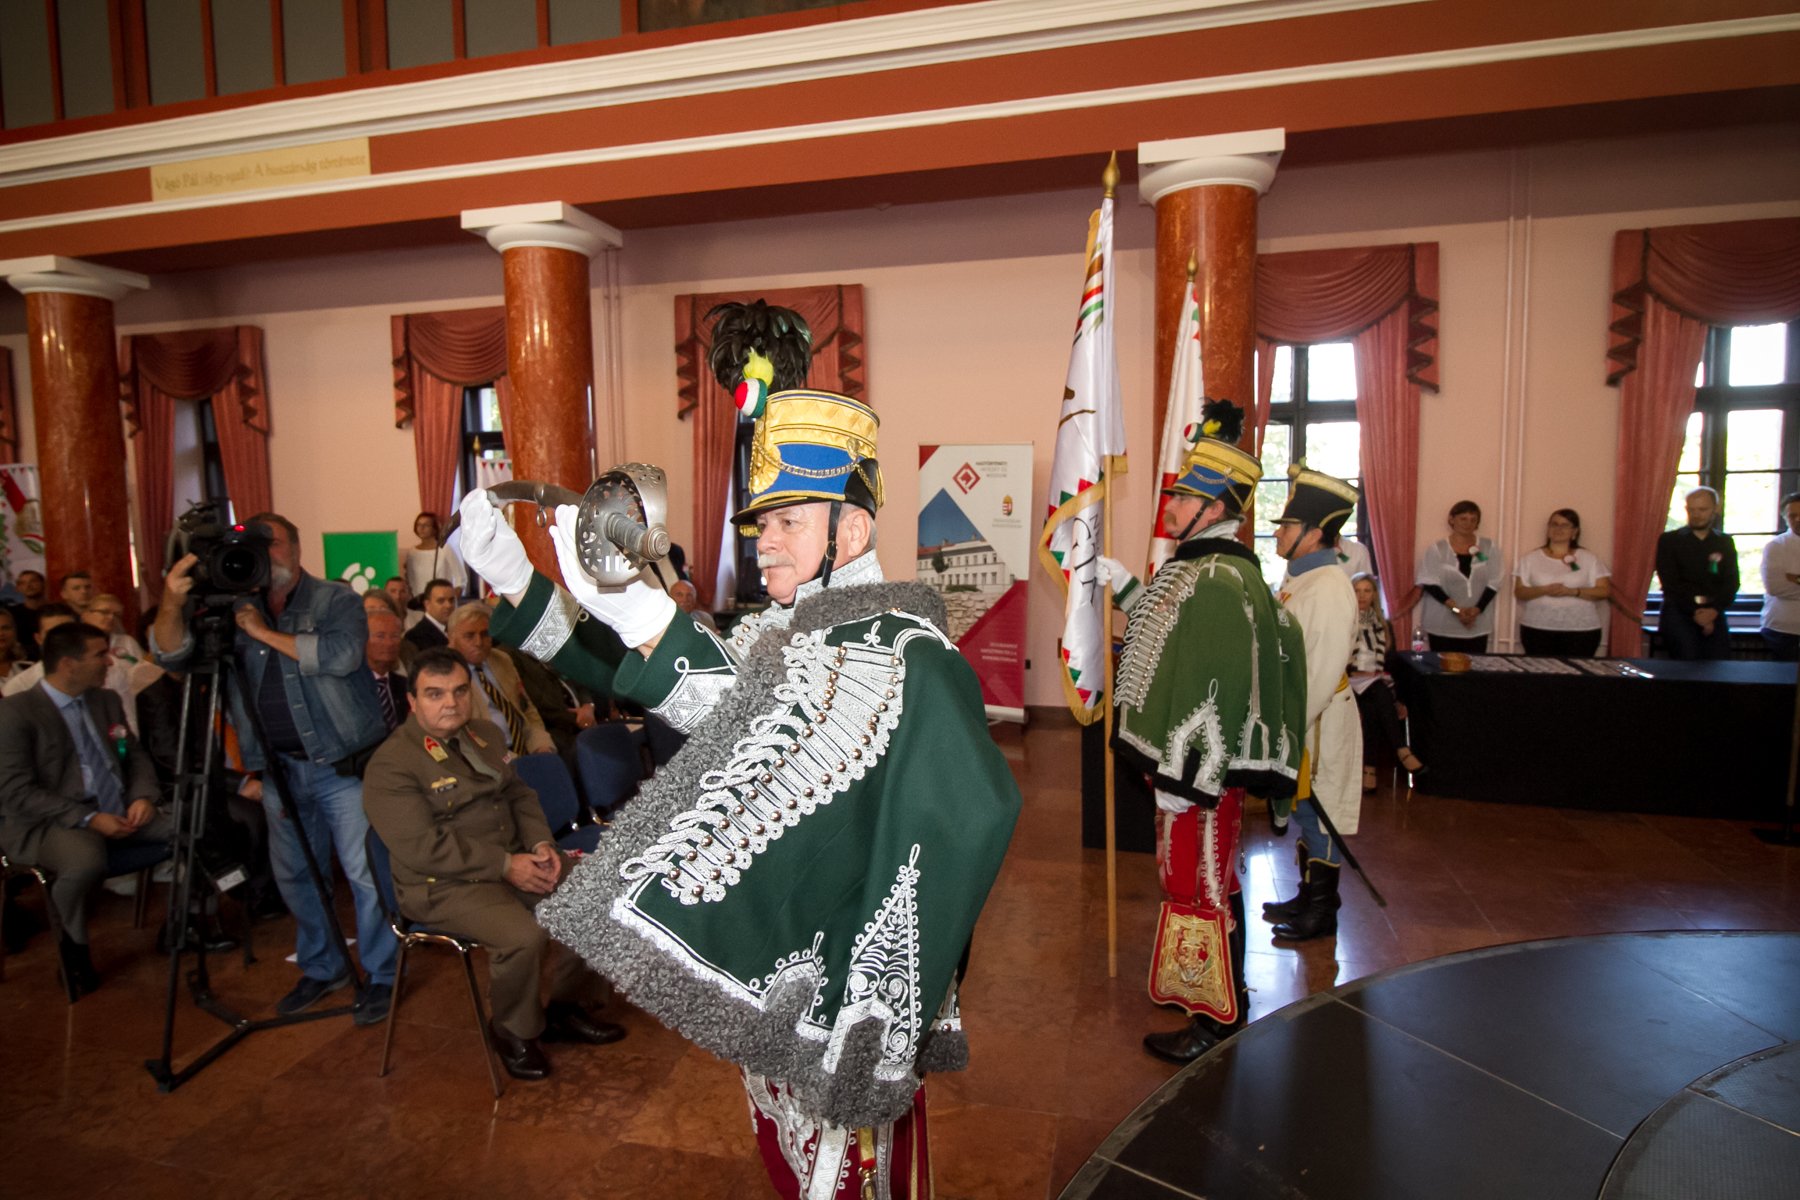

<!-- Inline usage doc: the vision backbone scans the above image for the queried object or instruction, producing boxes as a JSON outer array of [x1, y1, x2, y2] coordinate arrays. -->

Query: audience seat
[[364, 829, 504, 1098], [0, 840, 172, 1000], [511, 752, 601, 854], [573, 724, 643, 818]]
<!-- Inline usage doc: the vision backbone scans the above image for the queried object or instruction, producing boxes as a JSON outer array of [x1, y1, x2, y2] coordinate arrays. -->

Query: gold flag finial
[[1186, 253, 1198, 280], [1102, 151, 1120, 199]]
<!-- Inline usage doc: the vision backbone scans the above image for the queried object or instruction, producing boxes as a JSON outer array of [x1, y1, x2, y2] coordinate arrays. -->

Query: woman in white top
[[1416, 500, 1503, 653], [1759, 492, 1800, 661], [403, 510, 467, 598], [1513, 509, 1612, 657]]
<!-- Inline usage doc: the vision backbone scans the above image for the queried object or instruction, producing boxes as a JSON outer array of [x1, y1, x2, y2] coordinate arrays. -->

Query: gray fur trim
[[537, 578, 960, 1128]]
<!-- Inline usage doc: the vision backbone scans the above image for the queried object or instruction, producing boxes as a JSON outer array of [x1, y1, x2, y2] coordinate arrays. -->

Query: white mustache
[[756, 553, 793, 569]]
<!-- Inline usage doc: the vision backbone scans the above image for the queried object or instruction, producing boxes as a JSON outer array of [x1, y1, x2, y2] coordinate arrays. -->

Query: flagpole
[[1100, 153, 1121, 979]]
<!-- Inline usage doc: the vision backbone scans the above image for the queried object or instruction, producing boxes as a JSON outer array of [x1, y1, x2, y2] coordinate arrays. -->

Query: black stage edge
[[1392, 654, 1795, 818], [1059, 931, 1800, 1200]]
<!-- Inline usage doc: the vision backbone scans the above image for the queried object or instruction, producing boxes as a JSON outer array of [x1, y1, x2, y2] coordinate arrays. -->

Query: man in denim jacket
[[152, 512, 396, 1023]]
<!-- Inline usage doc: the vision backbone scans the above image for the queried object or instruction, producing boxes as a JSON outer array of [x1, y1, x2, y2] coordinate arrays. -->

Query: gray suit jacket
[[0, 684, 160, 862]]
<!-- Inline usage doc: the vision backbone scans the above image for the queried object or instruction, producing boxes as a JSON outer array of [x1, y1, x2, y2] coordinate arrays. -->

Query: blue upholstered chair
[[363, 828, 503, 1098], [573, 723, 643, 818], [512, 752, 601, 855]]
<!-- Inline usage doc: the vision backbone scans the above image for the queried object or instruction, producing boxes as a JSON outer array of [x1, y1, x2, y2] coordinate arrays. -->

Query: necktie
[[71, 697, 125, 816], [375, 673, 399, 732], [477, 667, 530, 756]]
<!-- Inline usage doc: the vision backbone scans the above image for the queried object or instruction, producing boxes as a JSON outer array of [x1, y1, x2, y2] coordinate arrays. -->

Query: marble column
[[1, 256, 148, 615], [463, 202, 622, 577], [1138, 131, 1284, 446]]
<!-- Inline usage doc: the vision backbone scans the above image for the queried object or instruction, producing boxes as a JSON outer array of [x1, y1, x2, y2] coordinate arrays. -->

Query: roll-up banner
[[917, 444, 1032, 723]]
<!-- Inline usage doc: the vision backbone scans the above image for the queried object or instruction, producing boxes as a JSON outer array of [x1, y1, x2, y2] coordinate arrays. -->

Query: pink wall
[[7, 124, 1796, 703]]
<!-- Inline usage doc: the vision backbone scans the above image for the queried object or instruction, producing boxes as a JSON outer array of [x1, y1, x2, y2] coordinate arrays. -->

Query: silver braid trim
[[1117, 560, 1200, 711], [518, 585, 581, 662], [618, 620, 934, 905]]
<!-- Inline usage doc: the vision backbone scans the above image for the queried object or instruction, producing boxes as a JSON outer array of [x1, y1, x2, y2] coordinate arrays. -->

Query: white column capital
[[461, 201, 622, 258], [0, 255, 149, 302], [1136, 128, 1285, 205]]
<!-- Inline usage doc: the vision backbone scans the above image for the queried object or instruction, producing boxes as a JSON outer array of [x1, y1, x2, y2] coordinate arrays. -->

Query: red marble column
[[464, 204, 620, 579], [1140, 134, 1282, 447], [501, 245, 597, 576], [4, 260, 147, 618]]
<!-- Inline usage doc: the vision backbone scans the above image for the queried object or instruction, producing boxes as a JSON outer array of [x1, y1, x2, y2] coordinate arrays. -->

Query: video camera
[[165, 502, 273, 598]]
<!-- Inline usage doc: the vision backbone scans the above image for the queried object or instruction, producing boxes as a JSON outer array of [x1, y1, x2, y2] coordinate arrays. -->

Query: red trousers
[[746, 1072, 931, 1200]]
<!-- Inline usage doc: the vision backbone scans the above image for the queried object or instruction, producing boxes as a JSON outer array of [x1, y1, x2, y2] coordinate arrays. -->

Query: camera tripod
[[145, 606, 367, 1093]]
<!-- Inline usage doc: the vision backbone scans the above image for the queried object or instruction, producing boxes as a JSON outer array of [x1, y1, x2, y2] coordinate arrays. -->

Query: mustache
[[756, 553, 794, 569]]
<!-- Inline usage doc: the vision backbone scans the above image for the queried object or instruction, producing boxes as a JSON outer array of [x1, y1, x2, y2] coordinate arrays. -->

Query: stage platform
[[1058, 931, 1800, 1200]]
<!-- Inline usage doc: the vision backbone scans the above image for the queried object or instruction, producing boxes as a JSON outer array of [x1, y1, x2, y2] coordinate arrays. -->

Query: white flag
[[1036, 194, 1125, 724], [1147, 279, 1204, 576]]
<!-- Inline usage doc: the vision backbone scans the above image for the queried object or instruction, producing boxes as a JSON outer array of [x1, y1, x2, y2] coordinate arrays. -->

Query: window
[[195, 398, 231, 515], [1253, 342, 1368, 587], [1662, 322, 1800, 599], [458, 385, 508, 506]]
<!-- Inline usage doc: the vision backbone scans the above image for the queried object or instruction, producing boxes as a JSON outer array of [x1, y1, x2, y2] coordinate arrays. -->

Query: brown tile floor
[[4, 724, 1800, 1199]]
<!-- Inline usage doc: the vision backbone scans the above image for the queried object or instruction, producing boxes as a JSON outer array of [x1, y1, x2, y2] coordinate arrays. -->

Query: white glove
[[451, 489, 533, 598], [1095, 555, 1141, 606], [548, 505, 677, 649]]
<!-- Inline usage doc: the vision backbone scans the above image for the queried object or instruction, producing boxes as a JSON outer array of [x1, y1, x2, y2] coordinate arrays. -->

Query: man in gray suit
[[0, 622, 170, 994]]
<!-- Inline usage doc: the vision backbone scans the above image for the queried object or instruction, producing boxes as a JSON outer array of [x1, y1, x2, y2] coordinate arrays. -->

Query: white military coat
[[1279, 559, 1364, 836]]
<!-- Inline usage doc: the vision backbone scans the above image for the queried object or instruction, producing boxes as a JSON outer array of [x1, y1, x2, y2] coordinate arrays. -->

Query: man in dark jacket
[[1656, 486, 1739, 660], [0, 622, 169, 993]]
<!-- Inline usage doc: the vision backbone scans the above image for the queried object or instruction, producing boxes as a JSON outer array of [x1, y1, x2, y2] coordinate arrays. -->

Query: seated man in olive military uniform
[[360, 646, 625, 1080]]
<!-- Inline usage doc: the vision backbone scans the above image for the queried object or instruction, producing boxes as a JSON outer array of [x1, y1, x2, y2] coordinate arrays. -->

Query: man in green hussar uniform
[[1098, 399, 1308, 1064], [452, 304, 1021, 1200]]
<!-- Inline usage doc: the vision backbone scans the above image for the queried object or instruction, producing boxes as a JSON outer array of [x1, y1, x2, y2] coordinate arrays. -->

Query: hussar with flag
[[1147, 257, 1205, 577], [1038, 153, 1127, 972]]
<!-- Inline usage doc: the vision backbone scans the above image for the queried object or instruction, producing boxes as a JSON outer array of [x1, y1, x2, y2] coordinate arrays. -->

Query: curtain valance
[[1257, 242, 1440, 392], [1607, 217, 1800, 385]]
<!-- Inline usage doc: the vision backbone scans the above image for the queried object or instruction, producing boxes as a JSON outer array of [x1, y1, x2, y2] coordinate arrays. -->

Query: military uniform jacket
[[1278, 559, 1364, 835], [362, 714, 554, 918], [1113, 537, 1308, 805], [496, 553, 1022, 1131]]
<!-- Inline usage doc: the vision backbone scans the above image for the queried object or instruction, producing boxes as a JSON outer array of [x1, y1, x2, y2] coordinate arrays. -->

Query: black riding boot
[[1271, 862, 1341, 941], [1261, 842, 1308, 922]]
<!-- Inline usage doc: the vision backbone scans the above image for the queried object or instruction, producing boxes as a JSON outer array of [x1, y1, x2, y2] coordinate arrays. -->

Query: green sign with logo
[[322, 531, 399, 596]]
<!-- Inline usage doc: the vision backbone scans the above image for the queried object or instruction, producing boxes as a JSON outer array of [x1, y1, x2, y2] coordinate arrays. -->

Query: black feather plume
[[1199, 397, 1246, 444], [705, 300, 813, 392]]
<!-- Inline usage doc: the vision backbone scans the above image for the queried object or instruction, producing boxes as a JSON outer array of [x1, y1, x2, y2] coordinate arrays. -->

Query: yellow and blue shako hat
[[1163, 398, 1262, 509], [1275, 463, 1359, 541], [731, 387, 883, 532]]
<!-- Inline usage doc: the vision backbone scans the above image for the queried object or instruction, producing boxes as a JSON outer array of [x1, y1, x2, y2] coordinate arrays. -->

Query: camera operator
[[150, 512, 396, 1024]]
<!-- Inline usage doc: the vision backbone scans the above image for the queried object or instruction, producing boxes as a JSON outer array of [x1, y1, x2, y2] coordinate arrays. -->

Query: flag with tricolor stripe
[[1147, 276, 1205, 576], [1036, 190, 1125, 725]]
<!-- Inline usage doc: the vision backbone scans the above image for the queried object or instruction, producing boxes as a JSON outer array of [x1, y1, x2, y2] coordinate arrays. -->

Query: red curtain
[[1255, 243, 1439, 628], [391, 307, 516, 523], [0, 346, 16, 462], [1351, 309, 1422, 649], [673, 285, 867, 609], [119, 326, 270, 596], [1607, 297, 1709, 657], [1607, 218, 1800, 385], [1604, 218, 1800, 656]]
